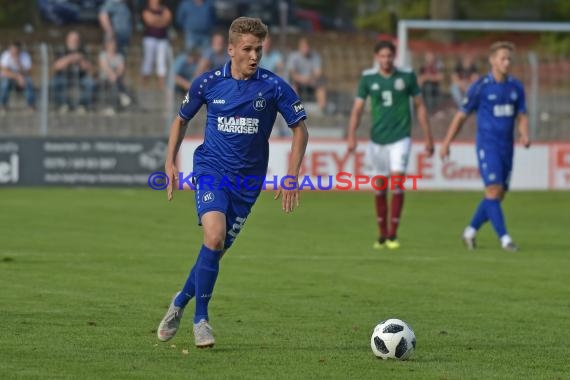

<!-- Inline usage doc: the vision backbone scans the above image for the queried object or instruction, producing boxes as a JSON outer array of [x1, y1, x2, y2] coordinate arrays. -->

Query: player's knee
[[485, 185, 504, 199], [204, 235, 224, 251], [203, 229, 225, 251]]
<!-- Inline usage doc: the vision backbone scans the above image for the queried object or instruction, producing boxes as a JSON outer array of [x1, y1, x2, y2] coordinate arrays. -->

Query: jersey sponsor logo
[[510, 91, 518, 101], [394, 78, 405, 91], [253, 96, 266, 111], [213, 99, 226, 104], [493, 104, 514, 117], [202, 191, 215, 203], [292, 100, 304, 114], [371, 83, 380, 91], [217, 116, 260, 134]]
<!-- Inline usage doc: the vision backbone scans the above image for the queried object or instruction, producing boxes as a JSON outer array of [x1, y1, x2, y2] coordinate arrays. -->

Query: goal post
[[396, 20, 570, 140], [397, 20, 570, 67]]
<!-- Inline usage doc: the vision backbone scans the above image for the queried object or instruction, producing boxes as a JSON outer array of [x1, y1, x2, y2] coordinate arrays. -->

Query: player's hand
[[425, 140, 435, 157], [520, 135, 531, 148], [347, 135, 357, 153], [165, 162, 178, 201], [274, 177, 300, 213], [439, 143, 450, 161]]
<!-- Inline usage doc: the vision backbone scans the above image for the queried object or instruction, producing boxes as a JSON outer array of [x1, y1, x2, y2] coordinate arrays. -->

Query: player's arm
[[273, 80, 309, 213], [347, 97, 365, 153], [439, 111, 468, 160], [347, 75, 369, 153], [440, 79, 480, 160], [275, 121, 309, 213], [517, 113, 530, 148], [165, 77, 206, 201], [413, 95, 434, 156], [516, 84, 530, 148], [165, 116, 189, 201]]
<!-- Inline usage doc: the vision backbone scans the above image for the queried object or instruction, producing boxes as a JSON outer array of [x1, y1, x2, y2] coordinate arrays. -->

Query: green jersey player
[[347, 40, 434, 249]]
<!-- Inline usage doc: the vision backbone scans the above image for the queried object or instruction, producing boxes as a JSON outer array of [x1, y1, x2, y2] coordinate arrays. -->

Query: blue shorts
[[476, 146, 513, 190], [194, 174, 256, 250]]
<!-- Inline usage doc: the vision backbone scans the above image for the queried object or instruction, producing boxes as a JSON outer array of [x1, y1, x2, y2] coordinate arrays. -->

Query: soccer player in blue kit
[[440, 41, 530, 252], [156, 17, 309, 347]]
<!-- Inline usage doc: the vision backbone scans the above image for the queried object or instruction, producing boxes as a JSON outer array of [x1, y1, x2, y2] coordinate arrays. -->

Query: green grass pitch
[[1, 188, 569, 379]]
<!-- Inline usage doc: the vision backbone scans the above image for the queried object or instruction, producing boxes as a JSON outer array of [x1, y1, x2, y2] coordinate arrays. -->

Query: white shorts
[[141, 37, 170, 77], [364, 137, 411, 176]]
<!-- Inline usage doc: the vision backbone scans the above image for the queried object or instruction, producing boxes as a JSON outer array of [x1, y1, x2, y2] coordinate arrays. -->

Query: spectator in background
[[194, 32, 228, 76], [450, 55, 479, 108], [0, 42, 36, 114], [417, 52, 444, 115], [99, 37, 130, 115], [176, 0, 216, 51], [172, 48, 200, 93], [259, 35, 284, 76], [52, 30, 96, 114], [141, 0, 172, 89], [287, 37, 328, 113], [99, 0, 133, 54]]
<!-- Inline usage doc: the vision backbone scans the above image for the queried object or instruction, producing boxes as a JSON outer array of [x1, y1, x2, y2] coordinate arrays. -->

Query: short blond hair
[[228, 17, 268, 45], [489, 41, 515, 57]]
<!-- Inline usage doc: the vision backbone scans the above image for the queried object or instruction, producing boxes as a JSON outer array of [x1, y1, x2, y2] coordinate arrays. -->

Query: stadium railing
[[0, 37, 568, 142]]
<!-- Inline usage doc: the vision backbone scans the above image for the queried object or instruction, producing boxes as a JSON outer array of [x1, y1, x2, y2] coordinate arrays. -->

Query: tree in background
[[0, 0, 38, 29]]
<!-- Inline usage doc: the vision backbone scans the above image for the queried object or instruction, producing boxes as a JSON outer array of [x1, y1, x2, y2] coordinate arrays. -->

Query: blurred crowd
[[0, 0, 330, 117], [1, 0, 482, 118], [417, 51, 480, 118]]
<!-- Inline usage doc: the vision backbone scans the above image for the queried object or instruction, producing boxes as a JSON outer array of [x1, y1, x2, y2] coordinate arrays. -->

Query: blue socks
[[469, 199, 489, 230], [468, 198, 508, 239], [174, 265, 196, 308], [174, 245, 222, 324], [485, 198, 507, 238]]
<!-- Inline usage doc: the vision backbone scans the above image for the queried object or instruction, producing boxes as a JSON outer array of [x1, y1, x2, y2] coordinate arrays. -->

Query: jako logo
[[213, 99, 226, 104]]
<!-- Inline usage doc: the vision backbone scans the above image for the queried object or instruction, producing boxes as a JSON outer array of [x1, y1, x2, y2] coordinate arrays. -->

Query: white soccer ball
[[370, 318, 416, 360]]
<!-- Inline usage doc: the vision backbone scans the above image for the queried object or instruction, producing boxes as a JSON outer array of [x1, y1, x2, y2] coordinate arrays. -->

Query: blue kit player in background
[[440, 41, 530, 252], [156, 17, 309, 348]]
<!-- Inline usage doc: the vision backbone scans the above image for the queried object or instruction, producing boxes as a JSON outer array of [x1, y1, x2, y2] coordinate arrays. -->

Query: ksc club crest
[[202, 191, 215, 203], [394, 78, 405, 91], [253, 96, 266, 111]]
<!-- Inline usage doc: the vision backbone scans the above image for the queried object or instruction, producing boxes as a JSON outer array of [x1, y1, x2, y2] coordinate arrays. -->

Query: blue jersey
[[461, 73, 526, 148], [178, 61, 307, 192]]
